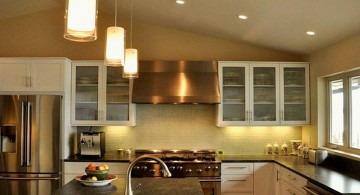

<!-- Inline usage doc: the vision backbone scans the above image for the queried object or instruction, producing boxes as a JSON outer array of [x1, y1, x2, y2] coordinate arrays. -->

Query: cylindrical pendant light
[[105, 27, 125, 66], [123, 0, 139, 78], [64, 0, 98, 42], [124, 48, 139, 78], [104, 0, 125, 66]]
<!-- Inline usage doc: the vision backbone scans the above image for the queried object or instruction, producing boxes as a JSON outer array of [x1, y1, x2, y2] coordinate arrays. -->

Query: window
[[327, 71, 360, 154]]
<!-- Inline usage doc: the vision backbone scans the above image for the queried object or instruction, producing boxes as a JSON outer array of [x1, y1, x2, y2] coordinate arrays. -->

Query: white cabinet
[[221, 163, 254, 194], [216, 61, 309, 126], [0, 58, 68, 92], [63, 162, 129, 184], [71, 61, 136, 126], [254, 163, 274, 195], [279, 167, 307, 195]]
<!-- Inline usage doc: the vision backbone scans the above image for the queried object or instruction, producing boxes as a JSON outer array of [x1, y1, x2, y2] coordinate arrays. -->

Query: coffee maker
[[79, 132, 105, 157]]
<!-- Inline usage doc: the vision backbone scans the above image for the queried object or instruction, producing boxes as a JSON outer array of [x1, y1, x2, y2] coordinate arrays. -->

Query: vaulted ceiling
[[1, 0, 360, 55]]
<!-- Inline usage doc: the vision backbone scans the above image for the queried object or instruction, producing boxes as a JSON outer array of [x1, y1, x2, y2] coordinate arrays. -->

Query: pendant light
[[64, 0, 98, 42], [104, 0, 125, 66], [123, 0, 139, 78]]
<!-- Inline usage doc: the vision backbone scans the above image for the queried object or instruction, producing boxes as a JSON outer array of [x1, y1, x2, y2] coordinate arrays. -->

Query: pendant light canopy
[[104, 0, 125, 66], [123, 0, 139, 78], [64, 0, 98, 42]]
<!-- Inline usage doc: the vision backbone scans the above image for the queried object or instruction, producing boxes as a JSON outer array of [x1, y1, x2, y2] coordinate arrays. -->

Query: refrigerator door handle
[[26, 101, 32, 167], [20, 102, 26, 167], [0, 176, 60, 181]]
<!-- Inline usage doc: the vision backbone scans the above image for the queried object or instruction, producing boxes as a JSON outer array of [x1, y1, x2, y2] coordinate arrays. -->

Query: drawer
[[222, 163, 254, 174], [280, 180, 306, 195], [64, 162, 129, 175], [280, 167, 307, 190], [222, 175, 254, 193]]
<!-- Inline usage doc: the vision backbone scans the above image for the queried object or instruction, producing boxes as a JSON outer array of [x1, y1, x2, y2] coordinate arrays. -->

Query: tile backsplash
[[78, 105, 302, 155]]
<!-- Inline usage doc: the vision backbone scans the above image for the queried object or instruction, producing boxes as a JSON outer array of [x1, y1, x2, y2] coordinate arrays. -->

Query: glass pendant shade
[[64, 0, 98, 42], [124, 48, 139, 78], [104, 27, 125, 66]]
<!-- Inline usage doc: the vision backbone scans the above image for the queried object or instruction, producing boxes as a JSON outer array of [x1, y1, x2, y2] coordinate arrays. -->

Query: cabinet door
[[103, 66, 135, 126], [254, 163, 274, 195], [32, 60, 64, 91], [280, 180, 306, 195], [250, 64, 280, 125], [0, 60, 29, 90], [280, 64, 310, 125], [217, 62, 250, 126], [72, 64, 101, 125]]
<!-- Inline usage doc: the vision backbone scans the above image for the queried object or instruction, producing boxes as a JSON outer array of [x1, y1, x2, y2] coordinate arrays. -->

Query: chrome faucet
[[125, 155, 172, 195]]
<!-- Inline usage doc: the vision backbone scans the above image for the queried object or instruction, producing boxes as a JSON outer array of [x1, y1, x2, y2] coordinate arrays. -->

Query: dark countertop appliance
[[132, 149, 221, 195]]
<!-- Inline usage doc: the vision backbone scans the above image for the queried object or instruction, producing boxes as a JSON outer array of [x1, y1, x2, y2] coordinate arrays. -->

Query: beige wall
[[304, 33, 360, 148], [1, 8, 307, 154]]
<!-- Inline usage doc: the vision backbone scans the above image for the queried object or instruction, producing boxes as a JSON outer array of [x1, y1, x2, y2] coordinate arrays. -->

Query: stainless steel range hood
[[132, 61, 220, 104]]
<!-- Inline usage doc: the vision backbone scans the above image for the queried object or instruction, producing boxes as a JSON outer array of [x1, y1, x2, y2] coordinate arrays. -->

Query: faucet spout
[[125, 155, 172, 195]]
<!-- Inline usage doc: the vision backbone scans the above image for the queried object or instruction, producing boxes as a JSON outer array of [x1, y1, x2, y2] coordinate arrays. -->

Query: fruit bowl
[[85, 168, 109, 180]]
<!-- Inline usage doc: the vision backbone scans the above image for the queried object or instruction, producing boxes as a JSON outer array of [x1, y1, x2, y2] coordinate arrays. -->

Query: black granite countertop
[[220, 155, 360, 194], [64, 154, 360, 194], [53, 177, 203, 195], [64, 153, 132, 162]]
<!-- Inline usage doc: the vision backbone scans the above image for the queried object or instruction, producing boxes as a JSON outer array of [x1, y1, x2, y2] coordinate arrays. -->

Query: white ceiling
[[1, 0, 360, 55]]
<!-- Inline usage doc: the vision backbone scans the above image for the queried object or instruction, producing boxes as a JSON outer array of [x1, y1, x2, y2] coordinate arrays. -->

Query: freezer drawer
[[0, 173, 61, 195]]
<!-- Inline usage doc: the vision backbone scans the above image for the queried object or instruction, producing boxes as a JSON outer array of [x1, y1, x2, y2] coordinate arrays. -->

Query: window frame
[[327, 70, 360, 155]]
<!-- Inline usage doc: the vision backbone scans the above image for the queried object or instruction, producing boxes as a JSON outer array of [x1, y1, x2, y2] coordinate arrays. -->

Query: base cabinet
[[221, 163, 254, 194], [63, 162, 129, 185], [279, 166, 307, 195], [254, 163, 274, 195]]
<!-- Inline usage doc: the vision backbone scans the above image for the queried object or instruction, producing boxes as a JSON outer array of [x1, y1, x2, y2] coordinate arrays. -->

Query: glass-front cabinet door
[[72, 61, 135, 126], [104, 66, 134, 124], [217, 62, 250, 126], [250, 64, 280, 125], [280, 64, 310, 125], [73, 65, 100, 123]]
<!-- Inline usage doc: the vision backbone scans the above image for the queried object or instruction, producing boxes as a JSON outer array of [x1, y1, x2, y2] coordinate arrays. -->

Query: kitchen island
[[53, 177, 203, 195]]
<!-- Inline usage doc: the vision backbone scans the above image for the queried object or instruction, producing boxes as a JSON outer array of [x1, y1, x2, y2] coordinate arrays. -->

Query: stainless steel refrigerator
[[0, 95, 62, 195]]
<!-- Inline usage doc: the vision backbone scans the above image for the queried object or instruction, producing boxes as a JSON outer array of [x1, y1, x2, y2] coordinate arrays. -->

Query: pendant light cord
[[115, 0, 118, 26], [130, 0, 133, 48]]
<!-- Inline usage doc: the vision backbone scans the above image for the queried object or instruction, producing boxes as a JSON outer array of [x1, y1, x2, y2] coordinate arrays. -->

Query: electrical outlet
[[217, 150, 224, 155]]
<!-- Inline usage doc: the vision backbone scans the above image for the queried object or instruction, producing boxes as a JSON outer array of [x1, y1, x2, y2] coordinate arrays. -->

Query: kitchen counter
[[220, 155, 360, 194], [65, 153, 360, 194], [53, 177, 203, 195], [64, 153, 132, 162]]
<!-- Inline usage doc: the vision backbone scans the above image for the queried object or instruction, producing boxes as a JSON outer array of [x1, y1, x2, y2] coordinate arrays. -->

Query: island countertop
[[53, 177, 203, 195]]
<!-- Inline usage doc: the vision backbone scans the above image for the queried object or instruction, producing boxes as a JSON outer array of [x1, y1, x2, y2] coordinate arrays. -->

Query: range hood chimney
[[132, 61, 220, 104]]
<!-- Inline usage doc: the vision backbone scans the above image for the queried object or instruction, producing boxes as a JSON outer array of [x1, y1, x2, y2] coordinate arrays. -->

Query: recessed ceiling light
[[176, 0, 185, 4], [238, 15, 248, 20], [306, 31, 316, 36]]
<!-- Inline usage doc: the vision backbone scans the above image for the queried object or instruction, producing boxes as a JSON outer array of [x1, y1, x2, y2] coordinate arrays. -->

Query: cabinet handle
[[245, 111, 248, 121], [227, 166, 247, 169], [276, 170, 280, 181], [249, 111, 252, 121], [25, 77, 30, 87], [287, 174, 296, 180], [280, 110, 284, 120], [29, 76, 33, 87], [228, 179, 247, 182]]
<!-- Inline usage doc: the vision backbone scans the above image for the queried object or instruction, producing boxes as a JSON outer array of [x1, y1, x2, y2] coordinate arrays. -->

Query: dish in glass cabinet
[[75, 174, 117, 186]]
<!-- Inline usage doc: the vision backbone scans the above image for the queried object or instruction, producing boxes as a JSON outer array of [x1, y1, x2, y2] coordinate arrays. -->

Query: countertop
[[64, 153, 132, 162], [53, 177, 203, 195], [64, 154, 360, 194], [220, 155, 360, 194]]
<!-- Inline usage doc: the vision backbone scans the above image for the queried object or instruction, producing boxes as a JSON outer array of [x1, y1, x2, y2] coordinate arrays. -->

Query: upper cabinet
[[216, 61, 309, 126], [0, 58, 69, 92], [71, 61, 135, 126]]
